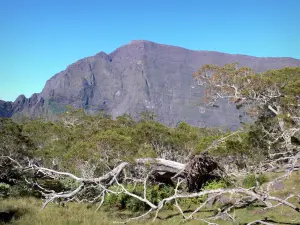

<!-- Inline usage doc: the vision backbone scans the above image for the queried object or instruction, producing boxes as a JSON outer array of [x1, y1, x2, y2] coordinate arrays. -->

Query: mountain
[[1, 40, 300, 129]]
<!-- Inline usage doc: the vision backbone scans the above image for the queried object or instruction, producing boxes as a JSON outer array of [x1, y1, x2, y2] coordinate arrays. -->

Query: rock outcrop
[[1, 40, 300, 129]]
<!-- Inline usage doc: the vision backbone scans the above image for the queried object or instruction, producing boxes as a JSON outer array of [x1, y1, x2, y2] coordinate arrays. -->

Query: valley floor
[[1, 172, 300, 225]]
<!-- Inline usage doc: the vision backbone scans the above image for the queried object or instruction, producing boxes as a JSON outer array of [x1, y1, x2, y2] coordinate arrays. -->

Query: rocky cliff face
[[1, 40, 300, 129]]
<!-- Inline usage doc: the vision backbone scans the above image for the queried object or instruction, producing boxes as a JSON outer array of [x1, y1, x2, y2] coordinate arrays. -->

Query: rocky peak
[[14, 95, 27, 105], [1, 40, 300, 129]]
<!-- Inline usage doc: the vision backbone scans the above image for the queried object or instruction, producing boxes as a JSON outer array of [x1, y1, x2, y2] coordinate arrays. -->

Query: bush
[[0, 183, 10, 197], [243, 174, 269, 188], [202, 179, 229, 190], [177, 179, 230, 209], [258, 174, 269, 185], [60, 177, 80, 190], [103, 184, 174, 212], [9, 183, 33, 197]]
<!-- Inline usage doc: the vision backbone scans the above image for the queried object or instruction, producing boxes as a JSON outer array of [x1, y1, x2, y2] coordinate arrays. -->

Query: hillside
[[1, 65, 300, 224], [1, 40, 300, 129]]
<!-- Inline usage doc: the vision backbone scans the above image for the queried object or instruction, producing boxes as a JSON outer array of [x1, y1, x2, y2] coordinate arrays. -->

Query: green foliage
[[202, 179, 229, 190], [2, 196, 300, 225], [8, 183, 34, 197], [22, 108, 221, 171], [242, 174, 257, 188], [104, 180, 229, 212], [263, 67, 300, 97], [243, 173, 269, 188], [60, 177, 81, 190], [0, 119, 36, 188], [0, 106, 272, 199], [104, 184, 174, 212], [0, 118, 35, 157], [1, 65, 300, 223], [4, 66, 297, 198], [179, 179, 231, 207], [139, 111, 156, 121], [116, 114, 135, 127], [195, 135, 222, 153], [147, 184, 174, 206], [0, 182, 10, 197], [177, 196, 203, 209], [0, 107, 228, 176]]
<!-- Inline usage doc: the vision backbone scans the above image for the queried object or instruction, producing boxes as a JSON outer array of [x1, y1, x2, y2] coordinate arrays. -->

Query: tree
[[3, 65, 300, 224], [193, 64, 300, 169], [0, 118, 35, 192]]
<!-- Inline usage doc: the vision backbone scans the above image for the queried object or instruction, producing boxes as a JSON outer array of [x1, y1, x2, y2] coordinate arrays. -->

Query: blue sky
[[0, 0, 299, 101]]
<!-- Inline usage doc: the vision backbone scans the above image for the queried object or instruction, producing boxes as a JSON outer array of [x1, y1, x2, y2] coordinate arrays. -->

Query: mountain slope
[[1, 40, 300, 129]]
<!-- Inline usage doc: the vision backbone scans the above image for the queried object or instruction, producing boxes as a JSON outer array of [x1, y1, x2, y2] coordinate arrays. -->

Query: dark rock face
[[1, 40, 300, 128], [0, 101, 13, 117]]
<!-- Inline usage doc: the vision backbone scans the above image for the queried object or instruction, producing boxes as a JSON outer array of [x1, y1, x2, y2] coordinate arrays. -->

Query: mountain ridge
[[1, 40, 300, 129]]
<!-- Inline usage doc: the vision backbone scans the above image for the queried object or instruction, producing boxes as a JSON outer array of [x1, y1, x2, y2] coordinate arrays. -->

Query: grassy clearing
[[1, 172, 300, 225]]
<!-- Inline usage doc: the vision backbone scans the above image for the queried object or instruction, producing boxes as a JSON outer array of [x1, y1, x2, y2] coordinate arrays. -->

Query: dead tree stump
[[185, 154, 223, 192]]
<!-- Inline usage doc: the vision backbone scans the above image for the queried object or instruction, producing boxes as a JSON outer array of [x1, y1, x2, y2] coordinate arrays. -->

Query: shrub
[[202, 179, 229, 190], [103, 184, 174, 212], [0, 183, 10, 197], [257, 174, 269, 185], [60, 177, 80, 190], [9, 183, 33, 197], [243, 174, 269, 188]]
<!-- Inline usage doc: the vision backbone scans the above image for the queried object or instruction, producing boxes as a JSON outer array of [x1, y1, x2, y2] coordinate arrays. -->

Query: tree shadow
[[0, 210, 18, 223], [0, 208, 27, 224]]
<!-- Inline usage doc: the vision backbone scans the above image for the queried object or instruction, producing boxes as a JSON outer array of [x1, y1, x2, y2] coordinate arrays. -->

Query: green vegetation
[[104, 184, 175, 212], [242, 174, 269, 188], [1, 110, 225, 174], [0, 183, 10, 197], [1, 171, 300, 225], [1, 65, 300, 224]]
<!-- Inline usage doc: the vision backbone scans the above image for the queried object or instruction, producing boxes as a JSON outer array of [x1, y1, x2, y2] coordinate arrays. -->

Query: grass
[[1, 172, 300, 225]]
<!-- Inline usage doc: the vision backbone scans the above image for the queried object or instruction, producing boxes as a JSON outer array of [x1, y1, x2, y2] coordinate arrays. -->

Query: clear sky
[[0, 0, 299, 101]]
